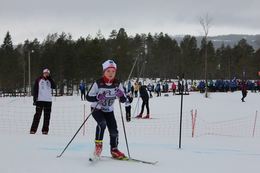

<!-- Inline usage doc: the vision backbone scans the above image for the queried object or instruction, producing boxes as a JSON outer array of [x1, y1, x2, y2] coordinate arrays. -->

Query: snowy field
[[0, 91, 260, 173]]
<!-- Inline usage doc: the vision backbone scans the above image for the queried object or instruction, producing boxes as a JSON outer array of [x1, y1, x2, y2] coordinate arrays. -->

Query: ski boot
[[94, 140, 103, 158], [30, 130, 36, 134], [111, 148, 126, 160], [142, 114, 150, 119], [135, 114, 142, 118], [42, 131, 48, 135]]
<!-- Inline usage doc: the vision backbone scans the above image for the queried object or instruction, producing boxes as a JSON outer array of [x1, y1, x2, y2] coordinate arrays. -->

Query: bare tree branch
[[199, 13, 213, 98], [199, 13, 212, 37]]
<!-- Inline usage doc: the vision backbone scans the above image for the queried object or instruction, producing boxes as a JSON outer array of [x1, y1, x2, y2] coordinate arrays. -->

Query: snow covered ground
[[0, 91, 260, 173]]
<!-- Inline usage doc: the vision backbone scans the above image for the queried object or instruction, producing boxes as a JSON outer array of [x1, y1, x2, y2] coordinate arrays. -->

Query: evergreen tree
[[233, 39, 254, 78], [1, 31, 13, 51], [180, 35, 199, 79], [1, 30, 260, 92], [0, 32, 23, 91]]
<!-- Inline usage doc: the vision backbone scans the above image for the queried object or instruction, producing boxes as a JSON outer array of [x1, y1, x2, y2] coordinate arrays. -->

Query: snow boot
[[111, 148, 126, 160]]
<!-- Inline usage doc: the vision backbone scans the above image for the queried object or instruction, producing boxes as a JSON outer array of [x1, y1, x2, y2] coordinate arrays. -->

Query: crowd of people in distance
[[79, 78, 260, 101], [196, 79, 260, 93]]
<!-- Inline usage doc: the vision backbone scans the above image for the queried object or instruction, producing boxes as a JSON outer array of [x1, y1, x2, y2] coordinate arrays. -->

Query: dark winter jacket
[[241, 82, 247, 94], [79, 83, 86, 92], [139, 85, 149, 100]]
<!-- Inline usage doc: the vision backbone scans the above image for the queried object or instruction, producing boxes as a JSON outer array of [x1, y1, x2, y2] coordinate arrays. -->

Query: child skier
[[241, 81, 248, 102], [86, 60, 127, 160], [125, 92, 133, 122], [136, 82, 150, 119]]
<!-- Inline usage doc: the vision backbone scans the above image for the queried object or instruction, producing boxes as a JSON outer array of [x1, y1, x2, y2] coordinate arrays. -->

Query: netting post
[[191, 109, 197, 138], [191, 109, 194, 137], [252, 110, 258, 137], [194, 109, 197, 137], [83, 104, 86, 136]]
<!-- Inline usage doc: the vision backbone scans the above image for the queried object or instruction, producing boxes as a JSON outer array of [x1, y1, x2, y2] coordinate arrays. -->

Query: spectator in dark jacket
[[198, 81, 205, 93], [79, 81, 86, 100], [155, 82, 161, 97]]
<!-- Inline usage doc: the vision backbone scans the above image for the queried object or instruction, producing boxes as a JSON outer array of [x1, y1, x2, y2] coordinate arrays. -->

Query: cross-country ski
[[89, 155, 158, 165]]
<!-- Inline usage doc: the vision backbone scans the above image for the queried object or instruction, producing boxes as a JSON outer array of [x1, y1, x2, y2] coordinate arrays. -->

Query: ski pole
[[57, 104, 98, 158], [118, 100, 131, 159], [133, 95, 140, 116], [127, 56, 138, 82]]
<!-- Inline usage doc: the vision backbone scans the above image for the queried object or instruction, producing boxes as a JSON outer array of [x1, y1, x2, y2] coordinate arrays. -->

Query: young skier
[[136, 82, 150, 119], [241, 81, 247, 102], [86, 60, 127, 159], [125, 92, 133, 122]]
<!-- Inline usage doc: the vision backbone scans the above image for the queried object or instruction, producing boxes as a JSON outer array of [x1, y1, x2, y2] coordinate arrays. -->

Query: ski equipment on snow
[[89, 155, 158, 165]]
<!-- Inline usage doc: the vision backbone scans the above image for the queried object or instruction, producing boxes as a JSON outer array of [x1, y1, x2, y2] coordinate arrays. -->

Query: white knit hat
[[43, 68, 50, 74], [102, 60, 117, 71]]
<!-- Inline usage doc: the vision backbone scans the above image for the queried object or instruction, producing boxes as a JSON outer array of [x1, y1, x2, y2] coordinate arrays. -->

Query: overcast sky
[[0, 0, 259, 44]]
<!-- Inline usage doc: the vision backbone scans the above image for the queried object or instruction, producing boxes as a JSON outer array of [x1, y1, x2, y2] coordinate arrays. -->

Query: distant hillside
[[173, 34, 260, 50]]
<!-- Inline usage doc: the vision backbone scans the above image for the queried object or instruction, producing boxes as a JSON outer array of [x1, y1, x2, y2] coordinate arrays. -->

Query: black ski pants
[[242, 91, 247, 101], [140, 97, 150, 115], [30, 101, 52, 133], [81, 90, 86, 100], [92, 109, 118, 149]]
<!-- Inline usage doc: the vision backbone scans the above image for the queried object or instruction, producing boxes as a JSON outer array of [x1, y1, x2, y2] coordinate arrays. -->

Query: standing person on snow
[[155, 82, 161, 97], [171, 82, 176, 95], [30, 68, 56, 135], [125, 92, 133, 122], [136, 82, 150, 119], [241, 81, 248, 102], [86, 60, 127, 159], [79, 81, 86, 100]]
